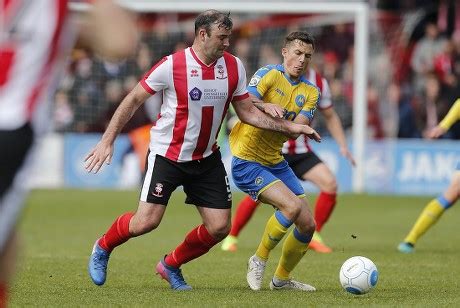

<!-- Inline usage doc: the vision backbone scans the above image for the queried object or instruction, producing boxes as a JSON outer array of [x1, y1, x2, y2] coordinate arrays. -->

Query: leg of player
[[157, 207, 230, 290], [88, 201, 166, 285], [269, 196, 316, 291], [246, 182, 300, 290], [0, 231, 19, 306], [398, 171, 460, 253], [221, 196, 260, 252], [301, 162, 337, 253]]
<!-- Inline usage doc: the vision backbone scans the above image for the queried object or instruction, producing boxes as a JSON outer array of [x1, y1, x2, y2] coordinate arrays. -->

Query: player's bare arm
[[84, 83, 151, 173], [232, 97, 321, 142], [76, 0, 138, 61], [321, 107, 356, 166]]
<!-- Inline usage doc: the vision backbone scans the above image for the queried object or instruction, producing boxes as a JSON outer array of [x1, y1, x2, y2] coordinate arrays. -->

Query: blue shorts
[[231, 157, 305, 201]]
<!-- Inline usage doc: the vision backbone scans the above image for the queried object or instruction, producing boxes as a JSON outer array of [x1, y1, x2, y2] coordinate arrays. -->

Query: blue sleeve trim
[[293, 227, 313, 243], [299, 109, 315, 121], [275, 210, 293, 228], [254, 64, 277, 78], [247, 87, 262, 99], [437, 196, 453, 209]]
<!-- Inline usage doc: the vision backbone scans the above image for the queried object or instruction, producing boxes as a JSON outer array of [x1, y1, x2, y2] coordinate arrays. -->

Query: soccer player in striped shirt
[[229, 31, 323, 291], [86, 10, 320, 291], [0, 1, 137, 305], [398, 98, 460, 253]]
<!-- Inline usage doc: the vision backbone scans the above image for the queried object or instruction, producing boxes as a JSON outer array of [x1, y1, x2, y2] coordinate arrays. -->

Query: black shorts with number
[[282, 152, 323, 180], [140, 150, 232, 209]]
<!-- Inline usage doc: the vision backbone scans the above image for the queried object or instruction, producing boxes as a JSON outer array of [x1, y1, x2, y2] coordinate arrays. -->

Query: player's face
[[203, 24, 231, 61], [282, 40, 314, 81]]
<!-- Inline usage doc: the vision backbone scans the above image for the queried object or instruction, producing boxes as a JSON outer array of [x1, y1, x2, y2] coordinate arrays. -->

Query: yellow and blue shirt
[[229, 64, 320, 166]]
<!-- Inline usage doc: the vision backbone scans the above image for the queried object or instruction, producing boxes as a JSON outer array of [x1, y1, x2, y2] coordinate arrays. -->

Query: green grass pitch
[[11, 189, 460, 306]]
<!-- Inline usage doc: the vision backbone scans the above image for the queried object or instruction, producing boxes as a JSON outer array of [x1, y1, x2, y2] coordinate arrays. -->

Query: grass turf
[[10, 189, 460, 306]]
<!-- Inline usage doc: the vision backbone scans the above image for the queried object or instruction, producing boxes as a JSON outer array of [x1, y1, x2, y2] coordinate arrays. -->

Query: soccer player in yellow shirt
[[398, 98, 460, 253], [229, 31, 320, 291]]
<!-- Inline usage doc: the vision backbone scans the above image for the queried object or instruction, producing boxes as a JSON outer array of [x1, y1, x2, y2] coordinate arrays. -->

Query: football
[[339, 256, 379, 295]]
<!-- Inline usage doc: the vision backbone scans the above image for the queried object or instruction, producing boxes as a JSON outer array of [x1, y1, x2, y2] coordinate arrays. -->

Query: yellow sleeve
[[299, 86, 320, 122], [247, 67, 275, 99], [439, 98, 460, 130]]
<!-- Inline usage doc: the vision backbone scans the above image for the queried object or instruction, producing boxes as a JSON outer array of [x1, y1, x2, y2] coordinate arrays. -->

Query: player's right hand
[[84, 141, 114, 173], [426, 125, 446, 139], [262, 103, 286, 118]]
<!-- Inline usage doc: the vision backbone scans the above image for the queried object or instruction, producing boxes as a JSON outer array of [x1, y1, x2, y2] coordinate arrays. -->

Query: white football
[[339, 256, 378, 295]]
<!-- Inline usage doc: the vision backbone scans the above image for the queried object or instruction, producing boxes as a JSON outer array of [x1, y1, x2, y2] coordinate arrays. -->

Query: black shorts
[[0, 123, 34, 251], [140, 150, 232, 209], [282, 152, 323, 180], [0, 123, 34, 198]]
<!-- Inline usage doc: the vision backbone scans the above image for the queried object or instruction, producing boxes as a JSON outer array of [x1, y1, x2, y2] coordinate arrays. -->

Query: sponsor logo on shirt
[[203, 88, 227, 100], [190, 69, 199, 77], [189, 87, 202, 101], [275, 88, 285, 96]]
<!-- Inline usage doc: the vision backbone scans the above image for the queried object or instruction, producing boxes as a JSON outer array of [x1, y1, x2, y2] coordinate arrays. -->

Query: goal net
[[62, 1, 370, 191]]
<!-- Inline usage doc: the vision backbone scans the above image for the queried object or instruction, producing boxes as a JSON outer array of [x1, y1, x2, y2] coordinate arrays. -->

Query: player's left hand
[[340, 146, 356, 166]]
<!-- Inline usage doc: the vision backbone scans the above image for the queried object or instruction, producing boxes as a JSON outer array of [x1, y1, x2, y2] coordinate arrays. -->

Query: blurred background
[[34, 0, 460, 195]]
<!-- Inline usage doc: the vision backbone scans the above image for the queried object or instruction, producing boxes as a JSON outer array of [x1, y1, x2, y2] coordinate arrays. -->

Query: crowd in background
[[53, 1, 460, 140]]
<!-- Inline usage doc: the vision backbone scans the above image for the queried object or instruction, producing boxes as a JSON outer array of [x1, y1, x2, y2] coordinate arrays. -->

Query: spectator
[[321, 24, 354, 63], [53, 90, 74, 132], [367, 84, 385, 139], [314, 79, 352, 137], [415, 74, 451, 138], [411, 22, 447, 94]]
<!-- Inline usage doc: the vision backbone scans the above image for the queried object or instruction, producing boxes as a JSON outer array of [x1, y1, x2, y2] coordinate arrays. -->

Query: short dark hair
[[284, 31, 315, 50], [194, 10, 233, 36]]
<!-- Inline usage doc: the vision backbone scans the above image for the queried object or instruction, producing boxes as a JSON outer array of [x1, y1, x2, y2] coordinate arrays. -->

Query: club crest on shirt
[[295, 94, 306, 107], [216, 65, 227, 79], [249, 75, 261, 87], [189, 87, 202, 101], [152, 183, 164, 197], [255, 176, 264, 186]]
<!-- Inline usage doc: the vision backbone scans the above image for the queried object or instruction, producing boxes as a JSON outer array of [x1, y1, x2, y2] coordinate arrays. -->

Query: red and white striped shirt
[[282, 68, 331, 155], [0, 0, 70, 132], [141, 47, 249, 162]]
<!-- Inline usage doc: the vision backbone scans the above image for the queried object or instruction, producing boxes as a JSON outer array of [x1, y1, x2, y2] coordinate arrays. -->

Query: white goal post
[[70, 0, 369, 192]]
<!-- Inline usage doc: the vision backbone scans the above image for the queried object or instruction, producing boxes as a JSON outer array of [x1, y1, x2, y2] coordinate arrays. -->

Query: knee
[[206, 221, 231, 241], [130, 214, 160, 236], [323, 177, 338, 193], [283, 198, 303, 221], [306, 219, 316, 234], [296, 216, 316, 235]]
